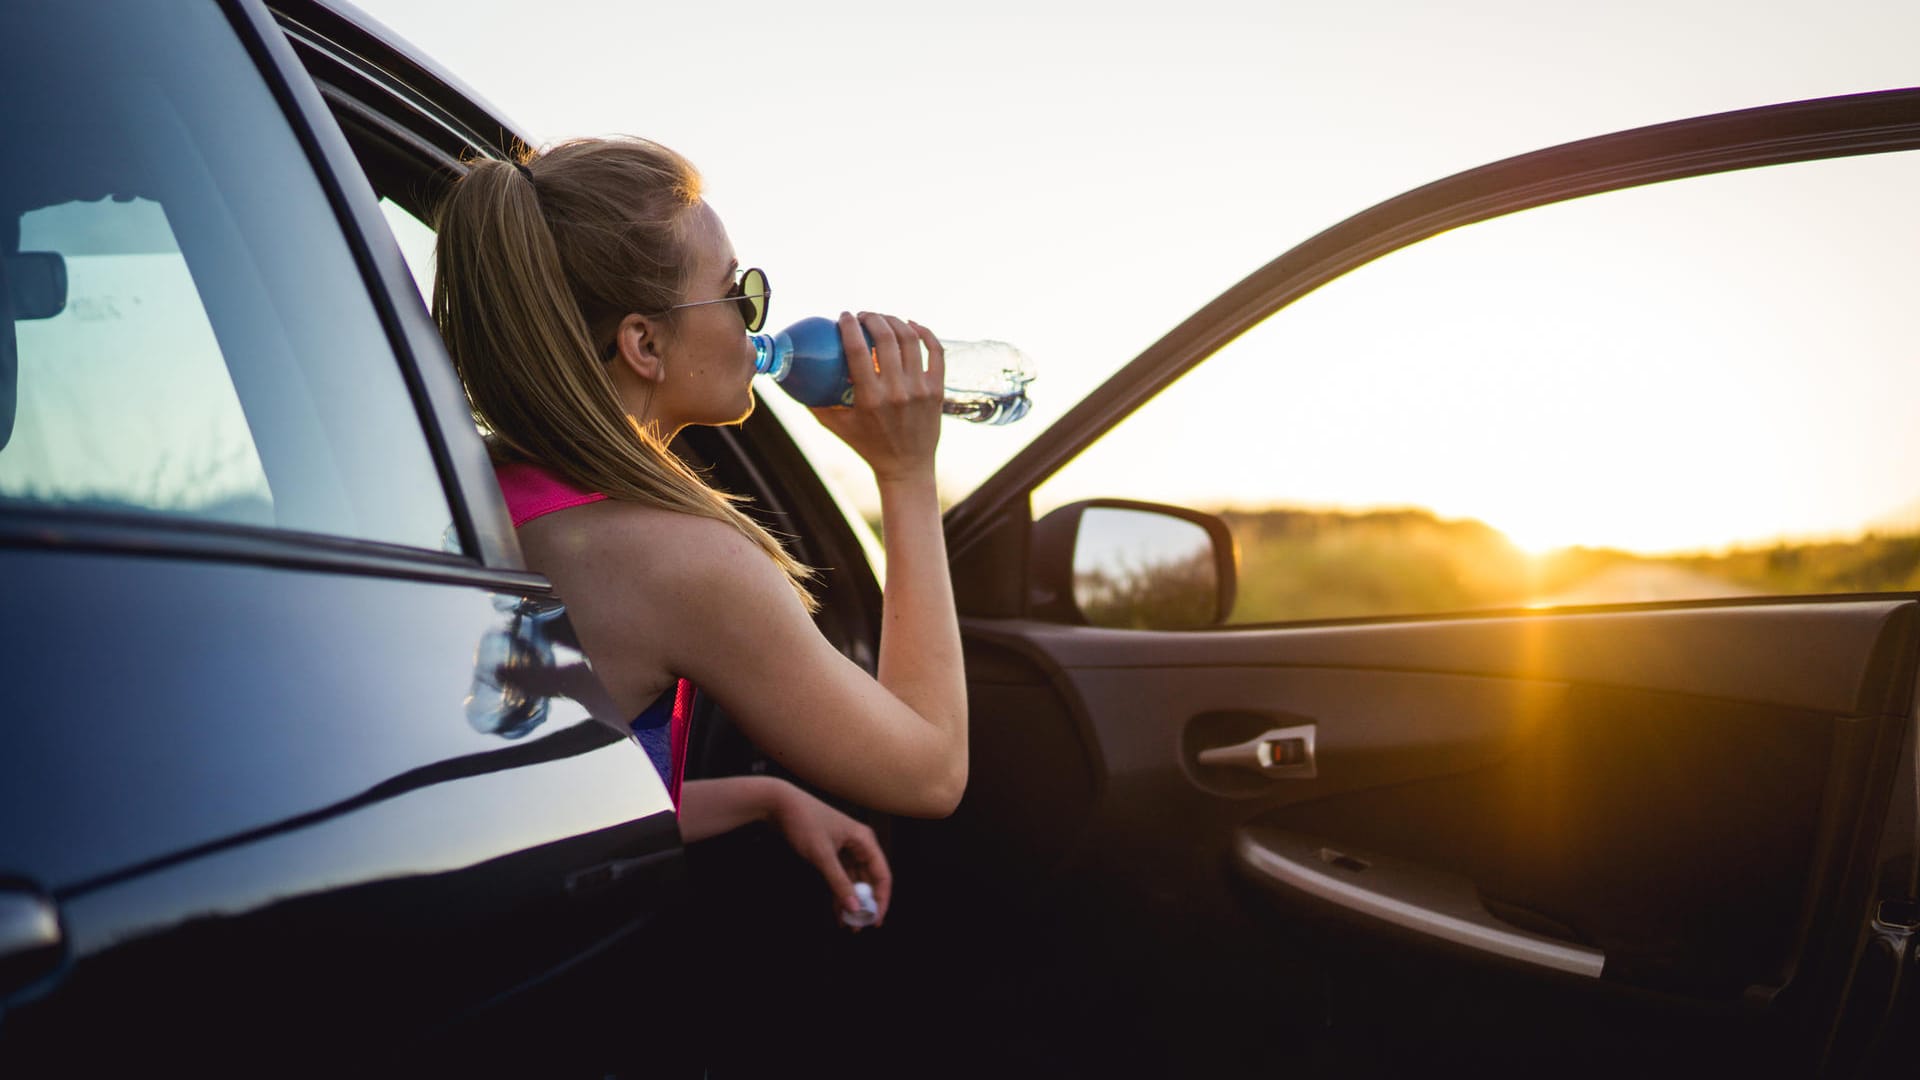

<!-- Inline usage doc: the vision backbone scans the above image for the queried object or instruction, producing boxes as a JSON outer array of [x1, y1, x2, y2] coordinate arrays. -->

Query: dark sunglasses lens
[[737, 267, 768, 332]]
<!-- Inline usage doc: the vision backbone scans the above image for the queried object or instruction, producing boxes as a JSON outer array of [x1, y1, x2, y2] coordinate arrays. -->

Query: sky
[[353, 0, 1920, 553]]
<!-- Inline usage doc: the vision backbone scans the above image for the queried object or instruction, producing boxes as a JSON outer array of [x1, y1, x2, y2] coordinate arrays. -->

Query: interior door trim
[[968, 598, 1916, 717], [1235, 826, 1606, 978]]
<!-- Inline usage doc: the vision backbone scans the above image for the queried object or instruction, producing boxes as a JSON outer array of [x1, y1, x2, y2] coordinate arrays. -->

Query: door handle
[[1195, 724, 1317, 779]]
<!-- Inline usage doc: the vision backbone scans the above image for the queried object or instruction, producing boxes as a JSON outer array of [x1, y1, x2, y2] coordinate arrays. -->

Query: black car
[[3, 0, 1918, 1074]]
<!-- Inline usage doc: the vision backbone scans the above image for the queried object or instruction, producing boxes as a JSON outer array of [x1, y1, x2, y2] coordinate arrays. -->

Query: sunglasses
[[662, 266, 770, 333]]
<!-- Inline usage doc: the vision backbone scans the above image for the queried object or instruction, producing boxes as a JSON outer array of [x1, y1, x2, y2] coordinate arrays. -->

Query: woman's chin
[[724, 391, 757, 427]]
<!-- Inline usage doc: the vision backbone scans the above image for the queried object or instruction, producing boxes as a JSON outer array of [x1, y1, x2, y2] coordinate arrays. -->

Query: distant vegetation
[[1667, 533, 1920, 595], [1213, 507, 1920, 625], [869, 503, 1920, 624]]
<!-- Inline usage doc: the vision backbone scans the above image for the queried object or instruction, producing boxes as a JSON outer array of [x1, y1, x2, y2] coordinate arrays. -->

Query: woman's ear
[[608, 312, 668, 383]]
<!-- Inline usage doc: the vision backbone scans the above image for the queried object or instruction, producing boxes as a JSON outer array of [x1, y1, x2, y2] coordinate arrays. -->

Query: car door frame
[[263, 0, 528, 573]]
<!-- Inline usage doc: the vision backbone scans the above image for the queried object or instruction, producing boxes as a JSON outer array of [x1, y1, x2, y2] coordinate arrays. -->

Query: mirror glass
[[1073, 507, 1219, 629]]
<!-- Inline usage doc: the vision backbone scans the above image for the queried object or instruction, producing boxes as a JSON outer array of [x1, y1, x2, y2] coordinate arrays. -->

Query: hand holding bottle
[[753, 315, 1035, 425], [805, 311, 945, 483]]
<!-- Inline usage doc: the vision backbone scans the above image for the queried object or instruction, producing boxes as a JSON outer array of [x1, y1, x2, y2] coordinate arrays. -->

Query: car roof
[[269, 0, 534, 156]]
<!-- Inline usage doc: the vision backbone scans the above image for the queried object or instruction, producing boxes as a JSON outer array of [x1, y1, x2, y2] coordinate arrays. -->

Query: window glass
[[8, 198, 274, 525], [0, 1, 459, 552], [1033, 149, 1920, 623], [379, 197, 438, 309]]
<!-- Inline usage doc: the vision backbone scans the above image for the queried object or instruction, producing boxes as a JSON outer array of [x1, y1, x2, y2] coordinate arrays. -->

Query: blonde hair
[[432, 137, 817, 610]]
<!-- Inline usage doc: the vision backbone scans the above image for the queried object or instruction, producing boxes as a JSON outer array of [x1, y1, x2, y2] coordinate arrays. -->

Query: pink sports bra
[[495, 461, 692, 811]]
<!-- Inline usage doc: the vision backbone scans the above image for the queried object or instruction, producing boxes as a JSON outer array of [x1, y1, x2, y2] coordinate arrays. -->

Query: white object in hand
[[842, 881, 879, 928]]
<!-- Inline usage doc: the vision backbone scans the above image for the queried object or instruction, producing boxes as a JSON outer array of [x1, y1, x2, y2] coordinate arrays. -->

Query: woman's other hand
[[809, 311, 945, 483], [769, 779, 893, 928], [678, 776, 894, 926]]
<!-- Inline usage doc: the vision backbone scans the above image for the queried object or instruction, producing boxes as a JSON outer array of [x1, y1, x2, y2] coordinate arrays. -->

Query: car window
[[379, 197, 438, 309], [1032, 149, 1920, 623], [0, 0, 459, 553]]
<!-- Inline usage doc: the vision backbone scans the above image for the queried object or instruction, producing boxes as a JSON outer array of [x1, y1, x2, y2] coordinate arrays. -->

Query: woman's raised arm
[[682, 311, 964, 814]]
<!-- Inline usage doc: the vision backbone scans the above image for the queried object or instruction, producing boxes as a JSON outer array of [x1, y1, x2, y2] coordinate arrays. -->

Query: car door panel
[[0, 546, 682, 1067], [891, 598, 1914, 1073]]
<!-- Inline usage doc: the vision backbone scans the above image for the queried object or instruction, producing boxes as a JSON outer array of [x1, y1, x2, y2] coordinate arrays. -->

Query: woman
[[432, 137, 967, 927]]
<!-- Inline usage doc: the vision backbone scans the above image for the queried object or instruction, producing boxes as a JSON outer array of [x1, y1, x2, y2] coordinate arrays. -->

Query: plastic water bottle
[[842, 881, 879, 928], [751, 316, 1035, 425]]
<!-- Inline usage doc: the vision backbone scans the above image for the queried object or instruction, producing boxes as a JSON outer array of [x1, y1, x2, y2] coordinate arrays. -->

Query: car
[[3, 0, 1917, 1075]]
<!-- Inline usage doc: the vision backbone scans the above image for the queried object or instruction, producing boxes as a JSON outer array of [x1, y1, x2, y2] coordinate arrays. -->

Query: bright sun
[[1498, 523, 1569, 557]]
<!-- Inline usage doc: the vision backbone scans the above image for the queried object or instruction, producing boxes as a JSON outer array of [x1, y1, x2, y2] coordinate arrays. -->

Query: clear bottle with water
[[751, 316, 1035, 425]]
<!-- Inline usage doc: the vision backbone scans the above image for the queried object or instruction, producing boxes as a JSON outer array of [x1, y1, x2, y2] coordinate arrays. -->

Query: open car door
[[896, 89, 1920, 1078]]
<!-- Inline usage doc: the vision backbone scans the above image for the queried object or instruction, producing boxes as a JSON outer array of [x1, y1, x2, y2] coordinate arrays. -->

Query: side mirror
[[6, 252, 68, 320], [0, 253, 64, 454], [1030, 499, 1237, 629]]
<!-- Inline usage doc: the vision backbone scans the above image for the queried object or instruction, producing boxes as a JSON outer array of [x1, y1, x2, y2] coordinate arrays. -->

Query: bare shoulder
[[524, 501, 796, 621], [514, 501, 807, 710], [521, 500, 773, 588]]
